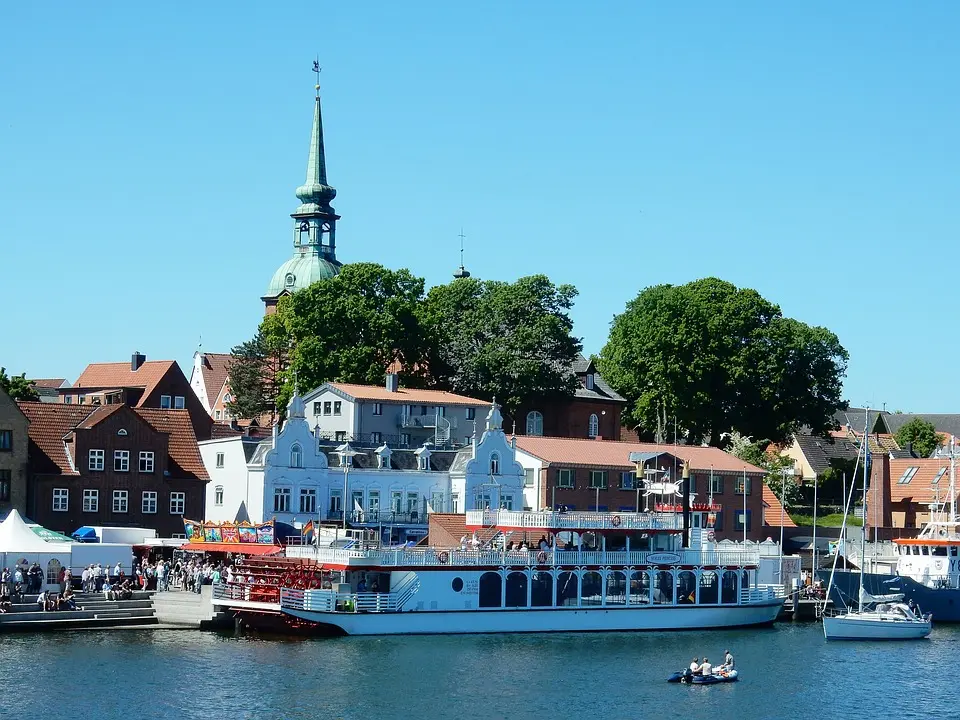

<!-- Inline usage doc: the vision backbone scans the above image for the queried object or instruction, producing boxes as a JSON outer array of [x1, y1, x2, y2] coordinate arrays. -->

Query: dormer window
[[490, 452, 501, 475], [585, 373, 595, 390], [418, 455, 428, 471], [376, 444, 392, 470], [285, 273, 296, 287]]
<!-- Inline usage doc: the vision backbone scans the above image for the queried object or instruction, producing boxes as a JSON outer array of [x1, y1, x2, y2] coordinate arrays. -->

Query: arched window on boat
[[588, 414, 599, 438], [652, 570, 674, 605], [556, 572, 579, 607], [46, 559, 62, 586], [630, 570, 650, 605], [525, 411, 543, 436], [290, 444, 303, 468], [741, 570, 750, 591], [581, 571, 603, 606], [721, 570, 739, 604], [605, 571, 626, 605], [531, 571, 553, 607], [699, 571, 719, 604], [677, 570, 697, 604], [489, 453, 500, 476], [505, 571, 528, 608], [479, 572, 502, 608]]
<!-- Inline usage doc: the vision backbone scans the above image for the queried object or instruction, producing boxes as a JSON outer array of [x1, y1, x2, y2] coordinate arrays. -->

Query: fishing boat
[[822, 436, 960, 621], [215, 499, 785, 636], [822, 411, 933, 640]]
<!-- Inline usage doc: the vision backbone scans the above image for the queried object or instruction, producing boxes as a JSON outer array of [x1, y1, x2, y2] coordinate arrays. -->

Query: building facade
[[0, 388, 29, 517], [302, 376, 489, 450], [18, 402, 209, 536]]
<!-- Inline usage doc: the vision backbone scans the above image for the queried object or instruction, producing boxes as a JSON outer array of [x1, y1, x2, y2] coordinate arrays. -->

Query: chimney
[[867, 452, 892, 532], [385, 373, 399, 393], [904, 441, 914, 457], [131, 351, 146, 371]]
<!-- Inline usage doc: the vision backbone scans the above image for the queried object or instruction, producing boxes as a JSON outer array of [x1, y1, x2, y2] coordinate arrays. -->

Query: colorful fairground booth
[[178, 519, 291, 560]]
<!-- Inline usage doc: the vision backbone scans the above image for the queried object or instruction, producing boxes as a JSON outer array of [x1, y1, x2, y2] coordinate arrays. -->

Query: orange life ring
[[536, 551, 547, 565], [438, 551, 450, 564], [611, 515, 622, 527]]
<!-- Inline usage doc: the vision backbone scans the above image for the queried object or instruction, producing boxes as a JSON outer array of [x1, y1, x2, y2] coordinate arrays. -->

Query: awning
[[180, 542, 282, 556], [72, 526, 99, 542]]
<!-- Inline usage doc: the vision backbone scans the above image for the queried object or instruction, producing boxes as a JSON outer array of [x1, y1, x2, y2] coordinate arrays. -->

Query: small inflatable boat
[[667, 670, 738, 684]]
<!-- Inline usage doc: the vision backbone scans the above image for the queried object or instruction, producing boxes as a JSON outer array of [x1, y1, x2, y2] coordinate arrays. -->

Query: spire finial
[[313, 58, 321, 97], [454, 227, 471, 279]]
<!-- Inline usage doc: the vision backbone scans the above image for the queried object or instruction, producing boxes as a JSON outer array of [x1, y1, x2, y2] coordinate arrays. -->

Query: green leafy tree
[[894, 417, 941, 458], [725, 432, 803, 508], [420, 275, 582, 413], [597, 278, 848, 446], [226, 316, 289, 424], [0, 367, 39, 401]]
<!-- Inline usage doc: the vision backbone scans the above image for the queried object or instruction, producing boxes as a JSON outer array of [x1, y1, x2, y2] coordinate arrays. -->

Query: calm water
[[1, 623, 957, 719]]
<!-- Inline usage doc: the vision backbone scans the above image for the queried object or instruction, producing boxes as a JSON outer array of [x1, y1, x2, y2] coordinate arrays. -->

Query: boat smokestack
[[682, 461, 691, 548]]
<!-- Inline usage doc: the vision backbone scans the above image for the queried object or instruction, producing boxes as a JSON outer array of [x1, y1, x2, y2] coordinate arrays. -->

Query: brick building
[[0, 388, 29, 517], [512, 436, 789, 541], [865, 453, 952, 535], [60, 352, 213, 441], [18, 402, 209, 536]]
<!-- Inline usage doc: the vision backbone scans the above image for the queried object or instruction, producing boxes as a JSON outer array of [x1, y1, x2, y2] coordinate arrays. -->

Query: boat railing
[[285, 546, 760, 567], [740, 584, 785, 604], [465, 509, 683, 531], [280, 576, 422, 614]]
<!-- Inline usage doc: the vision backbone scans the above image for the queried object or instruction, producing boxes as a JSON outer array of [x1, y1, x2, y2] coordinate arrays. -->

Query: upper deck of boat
[[465, 509, 684, 533]]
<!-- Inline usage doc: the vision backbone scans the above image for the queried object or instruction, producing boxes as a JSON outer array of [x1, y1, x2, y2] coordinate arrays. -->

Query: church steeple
[[263, 64, 343, 315]]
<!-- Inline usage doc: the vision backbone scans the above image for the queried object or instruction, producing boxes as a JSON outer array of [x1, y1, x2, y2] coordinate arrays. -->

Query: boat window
[[721, 570, 739, 604], [581, 571, 603, 606], [605, 571, 627, 605], [479, 572, 502, 608], [629, 571, 650, 605], [531, 572, 552, 607], [950, 547, 958, 557], [556, 572, 579, 607], [678, 570, 697, 604], [932, 546, 948, 557], [699, 571, 719, 604], [451, 577, 464, 593], [652, 570, 674, 605], [921, 546, 929, 555], [505, 572, 528, 608]]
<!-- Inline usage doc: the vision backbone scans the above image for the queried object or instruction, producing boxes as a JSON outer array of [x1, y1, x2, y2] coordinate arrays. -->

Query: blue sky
[[2, 3, 958, 412]]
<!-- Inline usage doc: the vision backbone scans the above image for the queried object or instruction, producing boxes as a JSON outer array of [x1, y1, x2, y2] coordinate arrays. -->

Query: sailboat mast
[[950, 435, 957, 532], [859, 409, 869, 600]]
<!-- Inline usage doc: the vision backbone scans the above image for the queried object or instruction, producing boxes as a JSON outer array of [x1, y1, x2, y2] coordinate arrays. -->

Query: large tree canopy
[[0, 368, 39, 401], [894, 417, 941, 458], [225, 316, 288, 424], [420, 275, 582, 413], [597, 278, 848, 446]]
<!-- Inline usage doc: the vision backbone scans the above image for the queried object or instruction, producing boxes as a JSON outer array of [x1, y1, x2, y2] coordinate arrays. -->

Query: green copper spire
[[294, 92, 337, 214]]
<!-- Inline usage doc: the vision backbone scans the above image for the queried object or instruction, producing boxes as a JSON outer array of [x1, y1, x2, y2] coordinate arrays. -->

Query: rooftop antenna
[[454, 228, 471, 279]]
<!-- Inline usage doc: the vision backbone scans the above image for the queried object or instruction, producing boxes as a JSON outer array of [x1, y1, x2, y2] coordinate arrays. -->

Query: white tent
[[0, 510, 72, 590]]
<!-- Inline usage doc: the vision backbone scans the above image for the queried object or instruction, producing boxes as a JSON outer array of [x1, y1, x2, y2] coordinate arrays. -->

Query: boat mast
[[950, 435, 957, 534], [858, 408, 869, 605]]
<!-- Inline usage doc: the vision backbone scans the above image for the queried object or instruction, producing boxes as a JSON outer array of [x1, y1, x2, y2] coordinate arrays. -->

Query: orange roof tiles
[[199, 353, 233, 401], [73, 360, 175, 406], [762, 484, 796, 527], [888, 458, 951, 503], [330, 382, 489, 407], [137, 408, 209, 480], [31, 378, 67, 389], [514, 436, 766, 474]]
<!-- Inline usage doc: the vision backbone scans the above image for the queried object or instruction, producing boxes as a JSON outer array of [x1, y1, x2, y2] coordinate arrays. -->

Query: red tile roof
[[762, 484, 796, 527], [72, 360, 176, 406], [17, 402, 208, 481], [199, 353, 233, 402], [888, 458, 951, 503], [210, 423, 243, 439], [330, 383, 489, 407], [514, 436, 766, 474], [31, 378, 67, 389]]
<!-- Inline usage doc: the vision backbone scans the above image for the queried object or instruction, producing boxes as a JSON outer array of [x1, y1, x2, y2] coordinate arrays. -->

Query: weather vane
[[313, 58, 321, 96]]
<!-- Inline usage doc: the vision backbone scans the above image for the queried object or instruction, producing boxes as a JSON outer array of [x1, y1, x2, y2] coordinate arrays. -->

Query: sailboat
[[822, 410, 933, 641]]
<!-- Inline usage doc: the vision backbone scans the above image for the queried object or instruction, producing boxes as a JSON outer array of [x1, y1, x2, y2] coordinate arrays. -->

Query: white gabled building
[[199, 395, 525, 543]]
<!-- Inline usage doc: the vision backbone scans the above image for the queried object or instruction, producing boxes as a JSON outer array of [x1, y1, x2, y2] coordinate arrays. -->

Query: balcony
[[465, 509, 684, 532], [396, 413, 458, 430], [324, 510, 427, 525]]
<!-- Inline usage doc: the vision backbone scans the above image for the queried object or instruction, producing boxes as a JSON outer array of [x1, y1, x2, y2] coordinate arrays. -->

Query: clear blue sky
[[2, 3, 958, 412]]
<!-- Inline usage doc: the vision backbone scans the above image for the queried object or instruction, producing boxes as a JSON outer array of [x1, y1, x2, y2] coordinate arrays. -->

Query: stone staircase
[[0, 591, 159, 631], [151, 585, 230, 629]]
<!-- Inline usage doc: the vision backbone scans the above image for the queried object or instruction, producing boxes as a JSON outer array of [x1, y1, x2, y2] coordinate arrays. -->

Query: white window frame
[[169, 492, 185, 515], [333, 401, 342, 416], [139, 451, 154, 473], [274, 487, 291, 513], [557, 468, 574, 488], [52, 488, 69, 512], [160, 395, 172, 409], [370, 431, 382, 445], [526, 411, 543, 436], [215, 485, 224, 506], [588, 413, 599, 438], [216, 452, 225, 469], [174, 395, 185, 409], [372, 402, 383, 416], [83, 489, 99, 513], [88, 449, 105, 471], [323, 401, 332, 415], [524, 468, 535, 488], [586, 373, 595, 390], [215, 409, 222, 420], [466, 407, 476, 421], [290, 444, 303, 468], [113, 490, 128, 513], [589, 470, 608, 489], [142, 491, 157, 514], [299, 488, 316, 514], [490, 452, 501, 475], [114, 450, 130, 472]]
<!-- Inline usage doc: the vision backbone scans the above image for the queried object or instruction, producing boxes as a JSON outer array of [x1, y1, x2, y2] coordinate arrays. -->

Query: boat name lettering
[[646, 552, 681, 564], [463, 579, 479, 595]]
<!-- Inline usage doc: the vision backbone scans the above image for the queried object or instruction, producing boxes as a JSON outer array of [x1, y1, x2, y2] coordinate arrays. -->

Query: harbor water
[[2, 623, 957, 719]]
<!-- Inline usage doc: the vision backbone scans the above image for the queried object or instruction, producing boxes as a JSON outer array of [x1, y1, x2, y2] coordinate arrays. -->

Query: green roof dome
[[265, 253, 341, 298]]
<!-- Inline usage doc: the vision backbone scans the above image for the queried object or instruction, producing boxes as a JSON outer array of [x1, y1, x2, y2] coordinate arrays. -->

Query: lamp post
[[336, 443, 360, 530]]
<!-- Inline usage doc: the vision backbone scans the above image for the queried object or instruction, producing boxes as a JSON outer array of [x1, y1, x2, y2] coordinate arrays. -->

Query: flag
[[426, 500, 435, 515], [302, 520, 315, 544], [354, 498, 364, 521]]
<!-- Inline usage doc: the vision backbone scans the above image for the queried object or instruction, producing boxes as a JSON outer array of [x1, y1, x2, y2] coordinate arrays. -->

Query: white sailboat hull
[[823, 613, 932, 640]]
